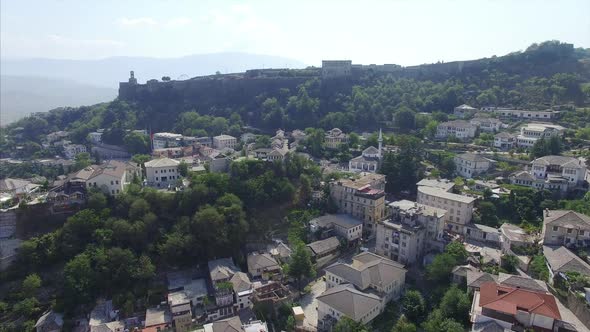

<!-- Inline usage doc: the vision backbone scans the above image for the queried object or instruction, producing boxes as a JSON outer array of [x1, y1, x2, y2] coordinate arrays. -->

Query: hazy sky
[[2, 0, 589, 66]]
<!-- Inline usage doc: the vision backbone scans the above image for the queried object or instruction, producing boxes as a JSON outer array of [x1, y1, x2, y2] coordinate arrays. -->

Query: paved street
[[299, 278, 326, 330]]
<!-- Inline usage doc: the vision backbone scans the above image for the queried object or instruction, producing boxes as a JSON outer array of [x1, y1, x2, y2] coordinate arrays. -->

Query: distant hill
[[0, 52, 307, 88], [0, 76, 117, 124]]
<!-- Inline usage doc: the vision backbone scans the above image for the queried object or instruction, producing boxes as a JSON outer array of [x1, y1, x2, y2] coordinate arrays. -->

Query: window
[[115, 180, 119, 184], [580, 230, 585, 236], [111, 181, 114, 185], [567, 228, 573, 234], [553, 226, 558, 231]]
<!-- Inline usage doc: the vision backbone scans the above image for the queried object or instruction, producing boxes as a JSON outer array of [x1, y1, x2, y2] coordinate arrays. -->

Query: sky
[[1, 0, 589, 67]]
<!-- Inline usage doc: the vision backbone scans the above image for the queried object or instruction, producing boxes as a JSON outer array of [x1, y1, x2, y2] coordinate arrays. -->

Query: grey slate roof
[[466, 270, 498, 289], [543, 210, 590, 229], [230, 272, 252, 293], [325, 252, 406, 290], [316, 284, 382, 321], [533, 155, 583, 168], [543, 245, 590, 275], [497, 273, 548, 292], [208, 258, 239, 281], [456, 153, 491, 163], [306, 237, 340, 256], [247, 253, 280, 274], [208, 316, 243, 332], [311, 214, 363, 230], [472, 320, 511, 332], [145, 157, 181, 168]]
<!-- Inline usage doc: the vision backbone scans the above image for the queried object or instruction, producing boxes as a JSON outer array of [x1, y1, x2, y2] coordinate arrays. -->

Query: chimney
[[545, 208, 550, 217]]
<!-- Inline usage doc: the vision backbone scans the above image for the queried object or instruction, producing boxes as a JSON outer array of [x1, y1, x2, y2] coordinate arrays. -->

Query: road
[[299, 278, 326, 330]]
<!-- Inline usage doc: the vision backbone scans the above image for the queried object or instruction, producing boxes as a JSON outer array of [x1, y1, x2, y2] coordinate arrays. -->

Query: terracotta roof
[[478, 282, 561, 320]]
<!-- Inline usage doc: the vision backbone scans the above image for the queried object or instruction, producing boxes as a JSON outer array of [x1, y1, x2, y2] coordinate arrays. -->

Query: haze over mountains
[[0, 52, 306, 124]]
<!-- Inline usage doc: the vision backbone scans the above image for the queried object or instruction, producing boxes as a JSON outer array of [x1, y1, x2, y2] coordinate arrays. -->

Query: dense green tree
[[438, 285, 471, 323], [401, 290, 425, 323], [333, 317, 369, 332], [391, 315, 417, 332], [123, 132, 150, 154], [21, 274, 42, 298], [287, 243, 316, 291], [395, 107, 416, 132], [476, 201, 499, 227]]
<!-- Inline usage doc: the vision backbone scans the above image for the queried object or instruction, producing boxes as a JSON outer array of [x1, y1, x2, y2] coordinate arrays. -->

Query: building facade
[[542, 209, 590, 248], [436, 120, 477, 140], [375, 200, 446, 264], [516, 123, 565, 149], [493, 132, 515, 150], [325, 128, 349, 149], [145, 157, 181, 188], [417, 185, 475, 234], [453, 153, 494, 179], [329, 173, 386, 234], [212, 135, 238, 150], [510, 155, 587, 193]]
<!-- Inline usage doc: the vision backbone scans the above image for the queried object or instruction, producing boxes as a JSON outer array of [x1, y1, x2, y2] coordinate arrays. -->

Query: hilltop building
[[542, 209, 590, 248], [454, 153, 494, 178], [321, 60, 352, 79], [144, 158, 181, 188], [417, 185, 475, 234], [325, 128, 349, 149], [453, 104, 477, 118], [213, 135, 238, 150], [436, 120, 477, 140], [516, 123, 565, 148]]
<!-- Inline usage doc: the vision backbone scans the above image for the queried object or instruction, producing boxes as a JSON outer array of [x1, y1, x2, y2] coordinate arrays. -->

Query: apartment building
[[329, 173, 386, 234], [417, 185, 476, 234], [325, 128, 349, 149], [63, 143, 87, 159], [470, 117, 503, 132], [453, 153, 494, 179], [509, 155, 587, 193], [375, 200, 446, 264], [145, 157, 181, 188], [436, 120, 477, 140], [516, 123, 565, 148], [153, 132, 183, 149], [493, 132, 515, 150], [318, 252, 406, 330], [542, 209, 590, 248], [213, 134, 238, 150]]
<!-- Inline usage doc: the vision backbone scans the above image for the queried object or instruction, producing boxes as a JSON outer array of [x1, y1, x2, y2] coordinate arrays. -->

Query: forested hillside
[[3, 41, 590, 148]]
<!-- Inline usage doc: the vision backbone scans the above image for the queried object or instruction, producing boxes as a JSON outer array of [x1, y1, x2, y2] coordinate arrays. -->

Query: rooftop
[[455, 153, 492, 163], [145, 306, 172, 327], [438, 120, 475, 128], [204, 316, 243, 332], [417, 186, 476, 204], [532, 155, 584, 168], [144, 157, 181, 168], [325, 252, 406, 291], [310, 214, 363, 230], [543, 245, 590, 275], [499, 223, 530, 243], [332, 173, 385, 190], [478, 281, 561, 320], [543, 210, 590, 229], [316, 284, 382, 321], [230, 272, 252, 293], [306, 236, 340, 256], [494, 132, 515, 139], [416, 178, 454, 192], [214, 134, 237, 140], [388, 200, 447, 218], [208, 257, 239, 281], [247, 253, 280, 273]]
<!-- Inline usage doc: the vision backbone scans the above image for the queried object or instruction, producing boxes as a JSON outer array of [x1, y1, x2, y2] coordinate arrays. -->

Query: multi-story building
[[309, 214, 363, 243], [144, 157, 181, 188], [321, 60, 352, 79], [213, 135, 238, 150], [470, 117, 503, 132], [509, 155, 587, 193], [375, 200, 446, 264], [436, 120, 477, 140], [153, 132, 183, 149], [329, 173, 386, 234], [453, 153, 494, 179], [453, 104, 477, 118], [515, 123, 565, 149], [80, 160, 140, 196], [318, 252, 406, 330], [208, 258, 239, 321], [325, 128, 349, 149], [63, 143, 87, 159], [246, 253, 281, 279], [88, 130, 104, 144], [417, 185, 476, 234], [493, 109, 560, 121], [493, 132, 515, 150], [542, 209, 590, 248]]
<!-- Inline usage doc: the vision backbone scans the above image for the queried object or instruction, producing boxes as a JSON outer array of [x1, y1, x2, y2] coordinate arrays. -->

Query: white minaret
[[378, 128, 383, 158]]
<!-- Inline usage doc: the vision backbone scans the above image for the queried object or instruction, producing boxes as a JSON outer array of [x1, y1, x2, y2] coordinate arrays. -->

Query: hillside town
[[2, 90, 590, 332]]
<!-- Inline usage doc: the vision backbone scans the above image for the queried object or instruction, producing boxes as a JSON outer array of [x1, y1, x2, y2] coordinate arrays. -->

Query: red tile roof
[[478, 282, 561, 320]]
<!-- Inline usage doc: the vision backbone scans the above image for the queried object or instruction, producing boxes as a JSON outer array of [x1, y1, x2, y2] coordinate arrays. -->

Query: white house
[[453, 104, 477, 118], [145, 157, 181, 188], [470, 117, 503, 132], [436, 120, 477, 140], [453, 153, 494, 178], [213, 135, 237, 150], [84, 160, 139, 196], [63, 144, 87, 159], [417, 185, 475, 234], [510, 155, 587, 193], [152, 132, 183, 149], [516, 123, 565, 149], [493, 132, 515, 150]]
